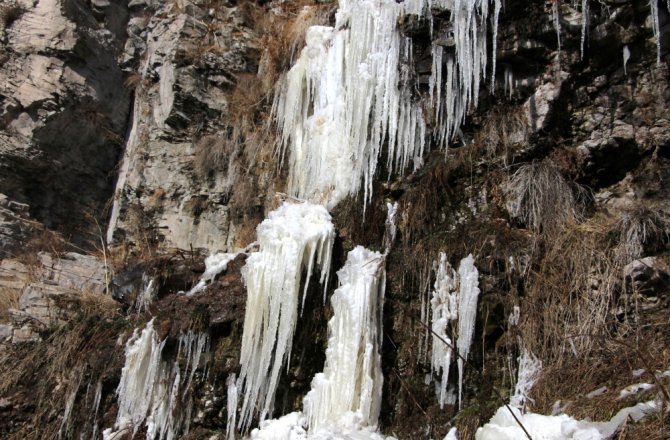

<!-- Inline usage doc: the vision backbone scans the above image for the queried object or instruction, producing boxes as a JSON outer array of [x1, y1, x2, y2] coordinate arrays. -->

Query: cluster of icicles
[[275, 0, 502, 209], [103, 321, 210, 440]]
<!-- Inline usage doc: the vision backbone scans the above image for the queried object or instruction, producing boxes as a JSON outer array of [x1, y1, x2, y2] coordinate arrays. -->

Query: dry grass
[[530, 312, 670, 437], [615, 203, 670, 263], [0, 296, 127, 439], [519, 213, 622, 361], [504, 161, 589, 235], [0, 286, 20, 320], [473, 105, 529, 165]]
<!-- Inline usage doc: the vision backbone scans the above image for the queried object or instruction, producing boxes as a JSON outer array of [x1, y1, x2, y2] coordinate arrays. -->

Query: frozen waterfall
[[237, 202, 335, 430], [275, 0, 501, 208], [248, 246, 389, 440], [104, 320, 210, 440]]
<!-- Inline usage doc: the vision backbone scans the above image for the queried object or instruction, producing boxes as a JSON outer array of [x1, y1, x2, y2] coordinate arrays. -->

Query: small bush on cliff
[[615, 203, 670, 262], [504, 161, 588, 235]]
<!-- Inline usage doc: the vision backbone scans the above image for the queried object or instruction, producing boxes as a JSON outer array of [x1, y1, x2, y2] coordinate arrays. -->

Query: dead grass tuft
[[615, 203, 670, 263], [504, 161, 589, 235], [473, 105, 529, 165], [0, 286, 20, 320]]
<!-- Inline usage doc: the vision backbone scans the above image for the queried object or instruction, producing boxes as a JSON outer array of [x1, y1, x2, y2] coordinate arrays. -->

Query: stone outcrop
[[0, 251, 108, 343], [0, 0, 130, 247], [106, 0, 268, 252]]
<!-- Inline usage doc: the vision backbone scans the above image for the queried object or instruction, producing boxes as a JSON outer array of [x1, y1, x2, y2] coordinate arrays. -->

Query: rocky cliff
[[0, 0, 669, 439]]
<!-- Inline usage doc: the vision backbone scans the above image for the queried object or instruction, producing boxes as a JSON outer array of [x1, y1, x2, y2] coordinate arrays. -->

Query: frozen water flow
[[276, 0, 501, 208], [430, 253, 458, 408], [187, 252, 239, 296], [246, 247, 391, 440], [457, 254, 480, 408], [304, 246, 386, 432], [238, 202, 335, 430], [105, 321, 209, 440], [428, 253, 480, 408]]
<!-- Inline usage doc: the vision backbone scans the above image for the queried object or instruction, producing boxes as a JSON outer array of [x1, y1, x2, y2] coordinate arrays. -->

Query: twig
[[419, 320, 534, 440]]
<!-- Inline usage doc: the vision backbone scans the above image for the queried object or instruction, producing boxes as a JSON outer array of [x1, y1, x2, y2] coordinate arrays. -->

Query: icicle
[[508, 306, 520, 327], [510, 350, 542, 409], [650, 0, 661, 65], [227, 374, 238, 440], [623, 45, 631, 75], [504, 66, 514, 98], [456, 254, 480, 409], [383, 202, 399, 251], [581, 0, 589, 59], [238, 202, 335, 430], [303, 246, 386, 433], [491, 0, 502, 89], [136, 275, 156, 313], [430, 253, 458, 409], [106, 321, 209, 440], [59, 377, 81, 440], [90, 380, 103, 440], [552, 1, 562, 53]]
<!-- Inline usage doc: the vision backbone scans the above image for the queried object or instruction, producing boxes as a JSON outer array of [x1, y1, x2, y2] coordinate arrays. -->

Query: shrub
[[504, 162, 588, 235], [614, 203, 670, 262]]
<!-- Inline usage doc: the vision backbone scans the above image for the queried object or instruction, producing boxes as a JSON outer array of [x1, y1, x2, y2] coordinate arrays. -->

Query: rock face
[[0, 0, 669, 439], [0, 0, 130, 247], [0, 251, 108, 342], [106, 0, 268, 252]]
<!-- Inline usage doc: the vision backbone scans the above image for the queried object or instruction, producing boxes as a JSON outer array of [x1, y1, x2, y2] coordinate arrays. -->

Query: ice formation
[[650, 0, 663, 65], [618, 383, 655, 399], [136, 275, 156, 312], [187, 252, 239, 295], [430, 253, 458, 408], [245, 246, 390, 440], [552, 1, 562, 53], [303, 246, 386, 432], [476, 346, 660, 440], [623, 45, 631, 75], [237, 202, 335, 430], [429, 0, 502, 148], [509, 350, 542, 409], [275, 0, 501, 208], [227, 374, 238, 440], [475, 400, 660, 440], [580, 0, 589, 59], [444, 427, 458, 440], [428, 253, 480, 408], [384, 202, 399, 251], [104, 321, 210, 440], [456, 255, 480, 407]]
